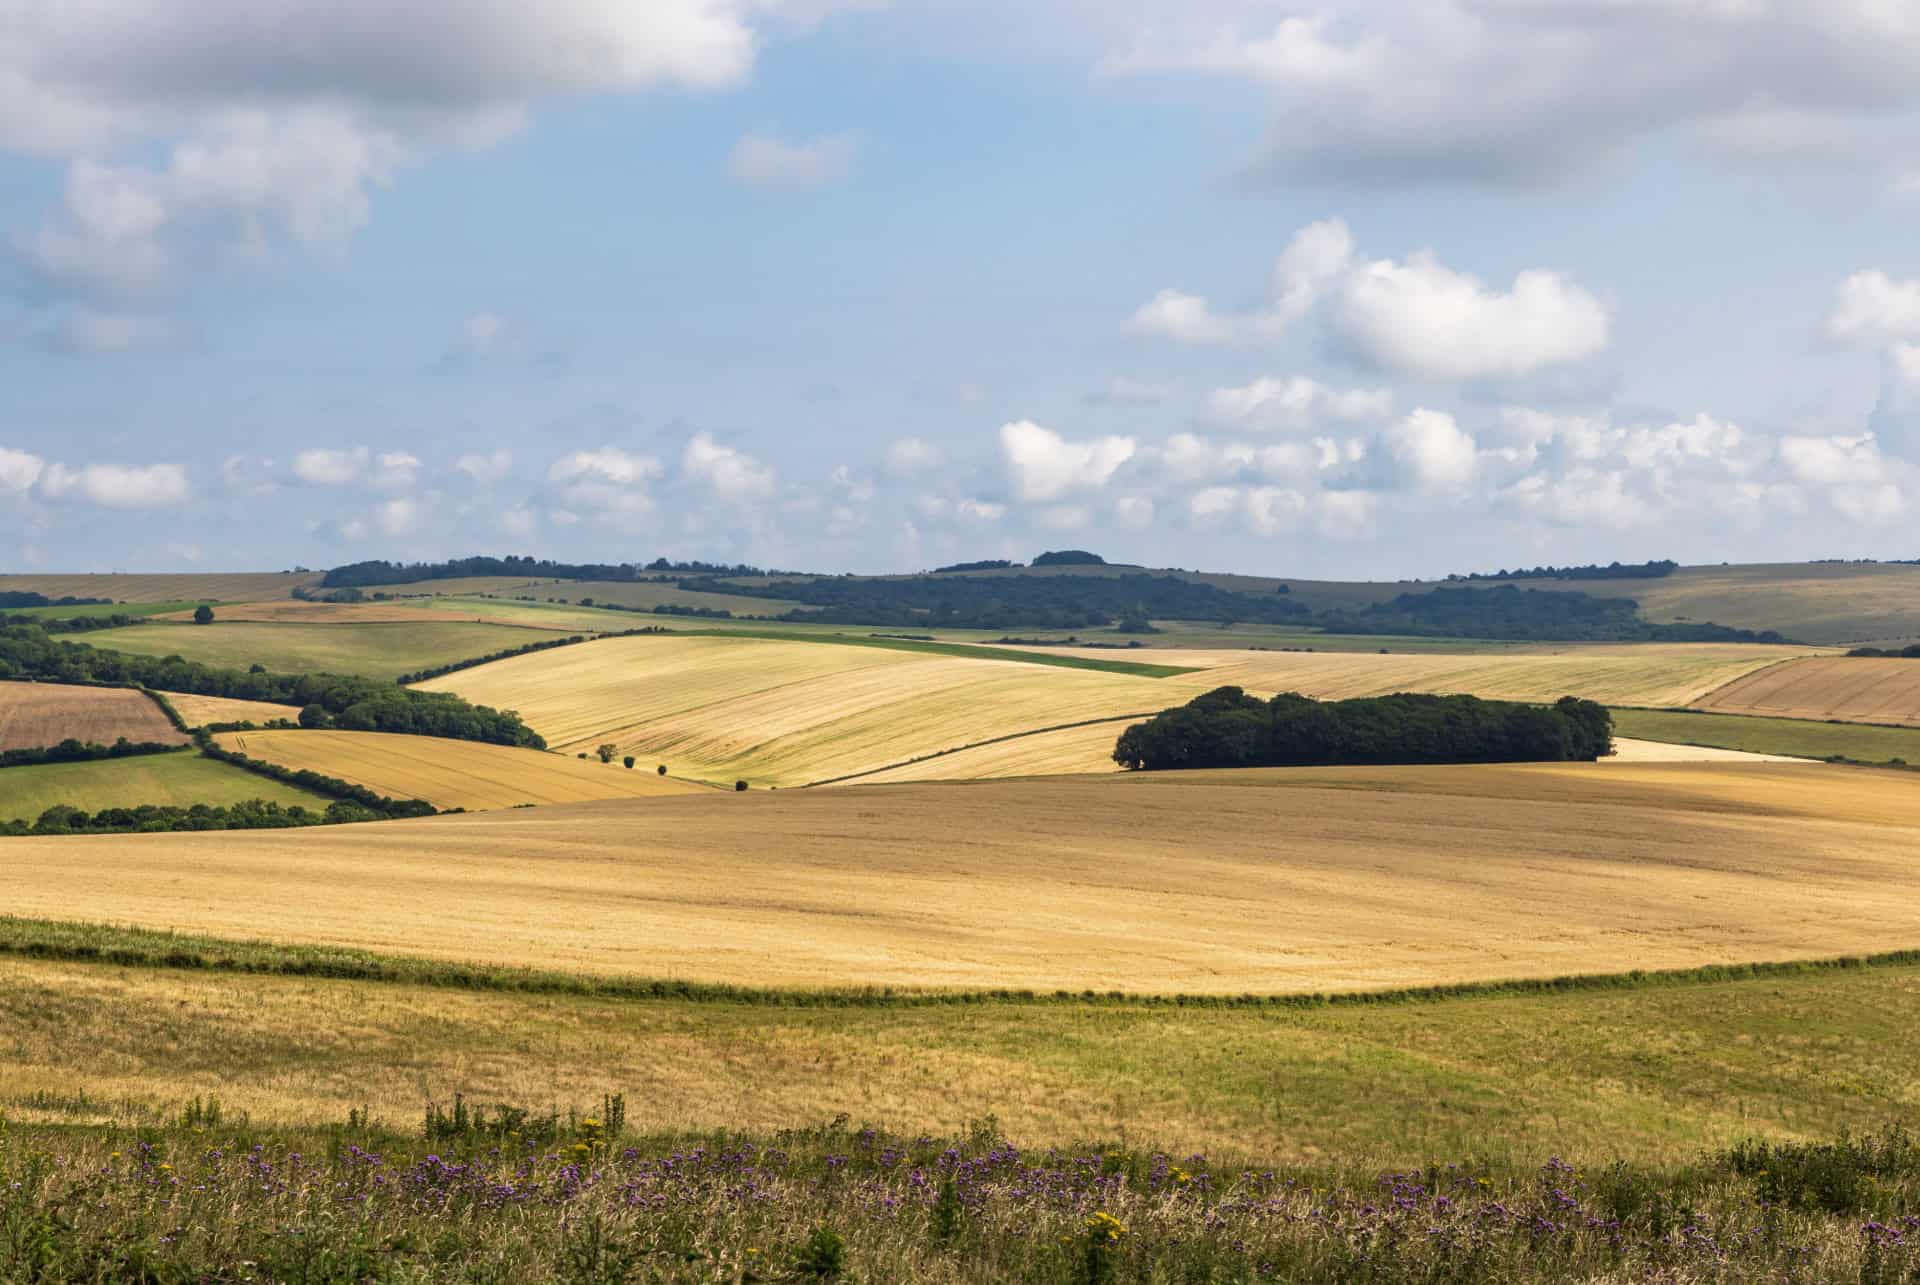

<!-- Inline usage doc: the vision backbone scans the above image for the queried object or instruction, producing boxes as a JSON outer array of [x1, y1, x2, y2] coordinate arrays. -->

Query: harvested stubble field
[[0, 682, 186, 752], [84, 619, 551, 681], [4, 762, 1918, 993], [419, 634, 1808, 787], [0, 750, 327, 822], [0, 571, 320, 603], [153, 599, 473, 625], [1693, 654, 1920, 727], [158, 691, 299, 727], [214, 729, 709, 810], [2, 943, 1918, 1161]]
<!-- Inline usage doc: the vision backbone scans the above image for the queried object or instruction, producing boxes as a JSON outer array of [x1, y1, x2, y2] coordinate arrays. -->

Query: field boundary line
[[3, 916, 1917, 1012], [801, 713, 1155, 788]]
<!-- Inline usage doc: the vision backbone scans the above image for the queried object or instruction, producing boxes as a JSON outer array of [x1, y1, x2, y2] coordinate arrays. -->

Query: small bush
[[623, 756, 635, 769], [735, 780, 748, 792]]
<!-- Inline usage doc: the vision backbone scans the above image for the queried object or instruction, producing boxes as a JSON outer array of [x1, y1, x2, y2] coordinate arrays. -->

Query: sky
[[4, 1, 1920, 579]]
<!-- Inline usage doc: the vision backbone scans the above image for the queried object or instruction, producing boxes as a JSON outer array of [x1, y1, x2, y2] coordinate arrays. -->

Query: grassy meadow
[[5, 763, 1920, 992], [0, 749, 328, 821], [83, 619, 553, 680], [214, 728, 712, 810]]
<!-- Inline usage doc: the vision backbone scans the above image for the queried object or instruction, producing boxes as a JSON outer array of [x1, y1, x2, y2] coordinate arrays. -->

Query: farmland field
[[159, 691, 300, 727], [0, 571, 321, 603], [154, 599, 471, 625], [3, 762, 1917, 992], [0, 682, 186, 751], [0, 749, 328, 822], [214, 729, 710, 810], [420, 633, 1812, 786], [1613, 706, 1920, 763], [1692, 655, 1920, 726], [83, 619, 550, 680]]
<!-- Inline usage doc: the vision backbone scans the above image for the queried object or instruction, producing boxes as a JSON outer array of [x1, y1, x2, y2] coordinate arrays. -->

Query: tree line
[[1319, 586, 1789, 643], [0, 623, 543, 748], [321, 555, 800, 588], [0, 592, 114, 609], [1847, 644, 1920, 658], [1113, 686, 1614, 771], [0, 736, 183, 771], [1444, 560, 1679, 582]]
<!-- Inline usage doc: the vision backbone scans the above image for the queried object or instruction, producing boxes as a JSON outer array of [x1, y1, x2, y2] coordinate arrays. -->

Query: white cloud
[[1187, 483, 1375, 541], [1831, 483, 1907, 525], [373, 452, 420, 489], [1037, 504, 1092, 530], [0, 448, 46, 493], [884, 437, 945, 476], [1381, 408, 1477, 493], [41, 461, 190, 508], [955, 498, 1005, 522], [999, 420, 1136, 501], [376, 496, 419, 535], [1098, 2, 1920, 187], [727, 131, 857, 189], [456, 449, 513, 484], [1778, 433, 1891, 485], [1827, 271, 1920, 344], [293, 447, 369, 485], [547, 446, 663, 514], [1127, 289, 1236, 344], [1334, 255, 1610, 380], [683, 432, 775, 500], [1205, 375, 1392, 432], [1114, 495, 1155, 529]]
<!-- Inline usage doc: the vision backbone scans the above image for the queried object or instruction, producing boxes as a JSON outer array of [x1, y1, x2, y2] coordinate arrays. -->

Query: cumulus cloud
[[1334, 255, 1610, 380], [727, 131, 857, 189], [1381, 408, 1477, 493], [373, 452, 420, 489], [1114, 495, 1155, 530], [1129, 218, 1352, 345], [1186, 483, 1376, 542], [1099, 1, 1920, 187], [1128, 289, 1236, 344], [0, 448, 46, 493], [884, 437, 945, 476], [1778, 433, 1891, 485], [293, 447, 369, 485], [1827, 271, 1920, 344], [548, 446, 663, 513], [999, 420, 1136, 501], [683, 432, 775, 500], [455, 449, 513, 484], [1205, 375, 1392, 431], [40, 461, 190, 508], [375, 496, 419, 535]]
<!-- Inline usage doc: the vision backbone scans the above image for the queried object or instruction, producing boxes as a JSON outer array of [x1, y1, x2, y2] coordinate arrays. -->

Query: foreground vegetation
[[4, 1112, 1917, 1284]]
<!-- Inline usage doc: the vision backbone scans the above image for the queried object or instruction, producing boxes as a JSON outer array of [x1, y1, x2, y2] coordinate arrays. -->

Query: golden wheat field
[[0, 572, 321, 603], [4, 762, 1917, 993], [158, 691, 301, 727], [0, 683, 187, 752], [418, 634, 1811, 787], [1692, 656, 1920, 727], [213, 729, 710, 810]]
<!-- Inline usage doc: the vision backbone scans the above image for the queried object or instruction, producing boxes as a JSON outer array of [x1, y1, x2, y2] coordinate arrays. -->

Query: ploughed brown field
[[3, 761, 1916, 994], [1694, 655, 1920, 727], [0, 683, 188, 752]]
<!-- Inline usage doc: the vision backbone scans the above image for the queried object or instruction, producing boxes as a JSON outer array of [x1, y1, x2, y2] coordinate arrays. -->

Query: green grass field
[[82, 620, 550, 680], [1611, 706, 1920, 763], [0, 751, 329, 822], [1, 921, 1916, 1161]]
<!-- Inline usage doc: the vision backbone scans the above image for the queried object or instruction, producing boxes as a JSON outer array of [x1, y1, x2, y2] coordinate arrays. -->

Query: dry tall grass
[[1694, 655, 1920, 726], [214, 729, 709, 810], [0, 683, 186, 751], [3, 763, 1917, 993]]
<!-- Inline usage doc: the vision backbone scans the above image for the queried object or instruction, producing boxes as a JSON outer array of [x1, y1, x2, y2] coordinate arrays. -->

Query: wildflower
[[1086, 1211, 1127, 1242]]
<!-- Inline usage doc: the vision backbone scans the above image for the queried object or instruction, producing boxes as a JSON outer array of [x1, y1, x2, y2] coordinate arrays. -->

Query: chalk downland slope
[[0, 684, 187, 752], [1693, 656, 1920, 727], [213, 729, 710, 811], [3, 761, 1917, 993], [421, 634, 1809, 787], [0, 750, 328, 822]]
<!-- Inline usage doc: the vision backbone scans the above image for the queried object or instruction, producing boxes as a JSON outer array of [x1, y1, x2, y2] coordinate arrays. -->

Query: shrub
[[623, 756, 635, 769], [192, 604, 215, 625], [735, 780, 748, 792]]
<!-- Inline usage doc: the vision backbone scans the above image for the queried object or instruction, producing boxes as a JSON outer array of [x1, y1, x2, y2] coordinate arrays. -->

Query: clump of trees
[[932, 560, 1020, 573], [1, 798, 377, 837], [1445, 560, 1680, 582], [1031, 550, 1107, 567], [1113, 686, 1613, 771], [0, 623, 543, 748], [1847, 644, 1920, 658], [0, 592, 112, 609]]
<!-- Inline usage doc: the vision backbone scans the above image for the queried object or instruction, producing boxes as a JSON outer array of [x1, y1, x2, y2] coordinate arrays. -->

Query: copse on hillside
[[1113, 686, 1613, 771]]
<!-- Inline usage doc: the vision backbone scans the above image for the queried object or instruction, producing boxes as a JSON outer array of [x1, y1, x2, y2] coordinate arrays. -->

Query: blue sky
[[3, 1, 1919, 577]]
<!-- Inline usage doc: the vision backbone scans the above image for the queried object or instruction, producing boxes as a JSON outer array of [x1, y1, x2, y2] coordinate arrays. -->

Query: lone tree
[[657, 764, 667, 776], [595, 743, 617, 764], [193, 604, 215, 625], [623, 755, 635, 769], [734, 779, 748, 792]]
